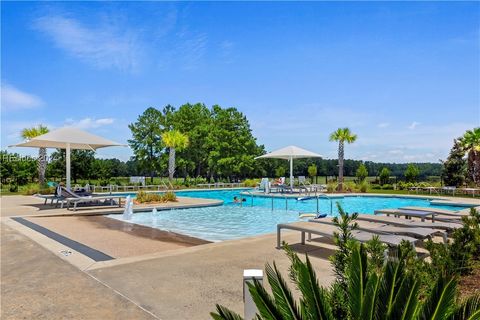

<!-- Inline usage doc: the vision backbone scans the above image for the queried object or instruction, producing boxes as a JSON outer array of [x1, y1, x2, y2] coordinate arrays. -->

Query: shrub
[[365, 235, 387, 273], [9, 184, 18, 192], [135, 190, 178, 204], [307, 164, 317, 182], [358, 180, 369, 193], [162, 191, 177, 202], [23, 184, 55, 195], [417, 182, 430, 188], [326, 182, 337, 193], [381, 183, 393, 190], [405, 163, 420, 182], [343, 181, 356, 192], [355, 163, 368, 182], [379, 167, 391, 185], [243, 178, 260, 188], [371, 184, 382, 190]]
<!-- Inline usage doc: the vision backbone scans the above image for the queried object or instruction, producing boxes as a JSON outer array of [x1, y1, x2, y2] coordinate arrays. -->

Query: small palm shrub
[[24, 185, 55, 195], [162, 191, 177, 202], [211, 242, 480, 320], [243, 179, 260, 188], [135, 191, 177, 203], [358, 181, 369, 193], [343, 181, 357, 192], [327, 182, 337, 193]]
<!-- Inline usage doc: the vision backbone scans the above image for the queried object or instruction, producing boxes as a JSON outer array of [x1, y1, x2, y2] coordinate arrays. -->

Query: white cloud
[[1, 83, 44, 110], [408, 121, 420, 130], [178, 32, 208, 70], [33, 14, 142, 72], [219, 40, 235, 64], [65, 117, 115, 129], [377, 122, 390, 128], [388, 149, 403, 155]]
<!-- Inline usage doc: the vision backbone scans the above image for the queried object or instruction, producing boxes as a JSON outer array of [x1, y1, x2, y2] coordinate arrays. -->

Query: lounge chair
[[277, 221, 418, 249], [375, 208, 462, 222], [356, 214, 462, 231], [309, 216, 446, 242], [400, 206, 469, 218], [35, 194, 61, 205], [278, 184, 294, 194], [35, 185, 64, 206], [374, 208, 436, 222], [59, 187, 125, 211]]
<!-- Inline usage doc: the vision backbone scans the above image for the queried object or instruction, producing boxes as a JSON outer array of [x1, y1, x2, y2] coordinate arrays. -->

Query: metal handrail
[[316, 194, 333, 215]]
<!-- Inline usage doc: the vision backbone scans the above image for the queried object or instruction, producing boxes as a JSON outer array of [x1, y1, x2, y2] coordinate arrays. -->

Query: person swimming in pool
[[233, 196, 247, 205]]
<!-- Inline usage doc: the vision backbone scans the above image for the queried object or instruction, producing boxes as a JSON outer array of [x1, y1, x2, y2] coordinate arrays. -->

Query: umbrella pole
[[66, 143, 71, 190], [290, 156, 293, 189]]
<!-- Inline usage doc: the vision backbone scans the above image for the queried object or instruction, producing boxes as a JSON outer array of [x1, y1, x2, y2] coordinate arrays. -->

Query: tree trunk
[[338, 141, 344, 191], [168, 147, 176, 181], [38, 147, 47, 186], [472, 150, 480, 186]]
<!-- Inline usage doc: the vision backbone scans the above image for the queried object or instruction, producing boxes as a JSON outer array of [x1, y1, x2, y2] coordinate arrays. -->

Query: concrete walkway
[[1, 223, 155, 320], [87, 232, 336, 320]]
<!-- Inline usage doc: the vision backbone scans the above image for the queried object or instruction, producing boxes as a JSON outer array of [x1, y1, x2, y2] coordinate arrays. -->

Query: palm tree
[[161, 130, 189, 182], [459, 128, 480, 186], [21, 125, 49, 185], [329, 128, 357, 191], [211, 243, 480, 320]]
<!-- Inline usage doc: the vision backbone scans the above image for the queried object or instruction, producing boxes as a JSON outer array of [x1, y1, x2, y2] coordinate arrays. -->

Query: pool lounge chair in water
[[356, 214, 462, 231], [276, 221, 418, 249], [309, 216, 446, 242]]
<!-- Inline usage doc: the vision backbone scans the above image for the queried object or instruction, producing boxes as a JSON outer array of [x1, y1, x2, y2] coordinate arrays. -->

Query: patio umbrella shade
[[255, 145, 322, 188], [10, 127, 126, 189]]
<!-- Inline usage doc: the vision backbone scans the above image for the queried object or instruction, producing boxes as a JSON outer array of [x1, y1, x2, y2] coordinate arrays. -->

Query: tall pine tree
[[442, 139, 466, 187]]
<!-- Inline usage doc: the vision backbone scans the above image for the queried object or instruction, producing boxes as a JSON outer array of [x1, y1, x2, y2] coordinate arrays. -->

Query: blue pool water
[[109, 189, 468, 242]]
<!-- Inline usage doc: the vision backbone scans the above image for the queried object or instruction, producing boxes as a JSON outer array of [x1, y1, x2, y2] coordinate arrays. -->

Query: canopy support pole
[[66, 143, 71, 190], [289, 156, 293, 189]]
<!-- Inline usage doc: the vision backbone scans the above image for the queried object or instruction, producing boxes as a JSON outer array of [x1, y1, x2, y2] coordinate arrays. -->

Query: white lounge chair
[[277, 221, 418, 249], [310, 217, 446, 242], [356, 214, 462, 231]]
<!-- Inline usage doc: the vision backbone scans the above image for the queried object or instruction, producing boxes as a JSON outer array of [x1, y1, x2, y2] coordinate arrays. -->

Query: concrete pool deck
[[2, 192, 479, 319], [1, 194, 337, 319], [0, 194, 223, 217]]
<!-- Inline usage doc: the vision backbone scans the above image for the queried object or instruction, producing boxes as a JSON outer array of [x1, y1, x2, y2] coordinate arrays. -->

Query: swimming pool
[[109, 189, 468, 242]]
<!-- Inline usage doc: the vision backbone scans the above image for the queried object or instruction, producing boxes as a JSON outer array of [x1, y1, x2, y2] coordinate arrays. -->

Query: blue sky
[[2, 1, 479, 162]]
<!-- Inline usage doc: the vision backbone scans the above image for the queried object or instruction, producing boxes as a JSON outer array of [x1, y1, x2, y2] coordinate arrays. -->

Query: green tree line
[[1, 148, 443, 186]]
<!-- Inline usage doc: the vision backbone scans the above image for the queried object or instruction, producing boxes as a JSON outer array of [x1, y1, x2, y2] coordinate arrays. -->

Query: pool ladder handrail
[[315, 194, 333, 215], [245, 190, 254, 206]]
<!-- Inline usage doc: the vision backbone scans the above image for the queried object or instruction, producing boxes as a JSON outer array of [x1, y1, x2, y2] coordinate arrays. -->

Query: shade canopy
[[255, 145, 322, 188], [10, 127, 125, 150], [10, 127, 126, 189]]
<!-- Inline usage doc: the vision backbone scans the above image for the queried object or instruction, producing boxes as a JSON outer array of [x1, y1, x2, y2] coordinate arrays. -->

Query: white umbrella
[[255, 145, 322, 189], [10, 127, 126, 189]]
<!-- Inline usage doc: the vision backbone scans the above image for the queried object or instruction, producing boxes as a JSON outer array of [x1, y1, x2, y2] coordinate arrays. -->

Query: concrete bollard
[[243, 269, 263, 320]]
